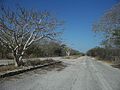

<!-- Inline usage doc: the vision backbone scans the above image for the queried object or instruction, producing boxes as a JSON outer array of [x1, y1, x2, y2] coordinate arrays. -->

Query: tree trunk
[[13, 51, 24, 67], [66, 51, 70, 56], [14, 55, 23, 67]]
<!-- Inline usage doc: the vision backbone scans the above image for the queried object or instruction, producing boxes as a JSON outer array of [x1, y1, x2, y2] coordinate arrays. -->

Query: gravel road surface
[[0, 56, 120, 90]]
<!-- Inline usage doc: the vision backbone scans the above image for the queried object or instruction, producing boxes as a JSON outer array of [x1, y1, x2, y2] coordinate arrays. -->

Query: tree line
[[0, 40, 83, 59], [87, 47, 120, 63]]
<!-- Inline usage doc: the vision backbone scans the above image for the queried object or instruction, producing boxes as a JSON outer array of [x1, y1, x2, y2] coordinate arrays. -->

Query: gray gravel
[[0, 56, 120, 90]]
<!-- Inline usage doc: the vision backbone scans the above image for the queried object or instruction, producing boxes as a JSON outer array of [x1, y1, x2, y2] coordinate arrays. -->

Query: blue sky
[[1, 0, 117, 52]]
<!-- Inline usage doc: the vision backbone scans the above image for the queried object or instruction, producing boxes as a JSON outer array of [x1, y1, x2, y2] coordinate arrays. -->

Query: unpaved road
[[0, 56, 120, 90]]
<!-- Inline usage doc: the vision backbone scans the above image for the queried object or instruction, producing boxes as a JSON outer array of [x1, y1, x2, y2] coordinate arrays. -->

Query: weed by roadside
[[0, 65, 21, 73], [94, 57, 120, 69], [23, 59, 55, 66], [0, 59, 62, 73]]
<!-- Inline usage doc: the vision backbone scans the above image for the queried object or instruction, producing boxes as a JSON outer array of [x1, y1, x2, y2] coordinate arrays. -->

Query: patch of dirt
[[41, 62, 66, 71], [63, 55, 81, 59]]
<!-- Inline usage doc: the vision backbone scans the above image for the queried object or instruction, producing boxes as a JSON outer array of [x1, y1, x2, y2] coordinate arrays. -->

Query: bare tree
[[92, 2, 120, 63], [65, 48, 71, 56], [0, 6, 62, 67], [61, 44, 71, 56], [93, 2, 120, 48]]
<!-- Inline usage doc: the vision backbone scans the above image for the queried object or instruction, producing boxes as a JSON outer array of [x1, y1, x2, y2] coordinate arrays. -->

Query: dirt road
[[0, 56, 120, 90]]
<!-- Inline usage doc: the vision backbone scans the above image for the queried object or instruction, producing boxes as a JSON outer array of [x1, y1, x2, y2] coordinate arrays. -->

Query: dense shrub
[[87, 47, 120, 63]]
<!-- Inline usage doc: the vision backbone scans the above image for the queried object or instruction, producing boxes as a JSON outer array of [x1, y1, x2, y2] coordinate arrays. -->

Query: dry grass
[[103, 60, 113, 65], [94, 57, 120, 69], [94, 57, 112, 64], [0, 65, 20, 73], [0, 59, 62, 73], [24, 59, 55, 66]]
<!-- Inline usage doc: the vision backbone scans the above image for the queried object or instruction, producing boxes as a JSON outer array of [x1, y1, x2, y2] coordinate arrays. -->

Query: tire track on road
[[90, 59, 113, 90]]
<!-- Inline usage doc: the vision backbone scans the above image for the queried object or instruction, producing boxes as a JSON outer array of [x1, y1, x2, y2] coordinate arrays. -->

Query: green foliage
[[25, 41, 82, 58], [70, 49, 84, 55], [0, 40, 82, 59], [87, 47, 105, 57]]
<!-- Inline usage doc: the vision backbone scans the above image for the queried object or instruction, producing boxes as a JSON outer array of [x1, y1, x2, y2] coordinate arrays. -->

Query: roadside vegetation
[[0, 59, 62, 73], [0, 40, 83, 73], [87, 2, 120, 68], [0, 40, 83, 59], [87, 47, 120, 63], [63, 54, 85, 59], [0, 5, 83, 68]]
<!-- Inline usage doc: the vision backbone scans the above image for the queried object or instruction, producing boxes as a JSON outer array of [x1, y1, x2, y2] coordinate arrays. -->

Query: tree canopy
[[0, 6, 62, 66], [93, 3, 120, 48]]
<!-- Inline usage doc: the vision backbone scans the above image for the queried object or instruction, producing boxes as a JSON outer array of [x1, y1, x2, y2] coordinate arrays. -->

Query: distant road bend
[[0, 56, 120, 90]]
